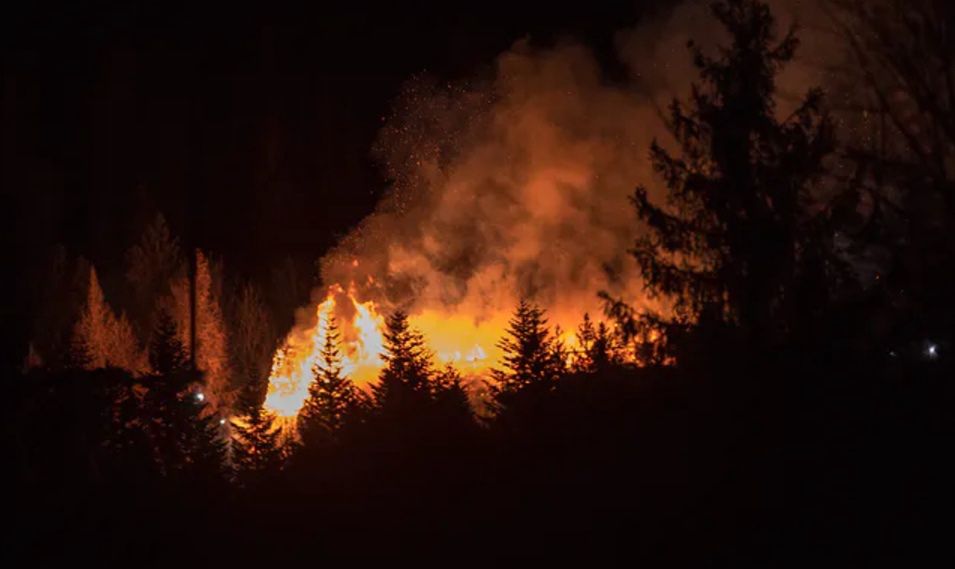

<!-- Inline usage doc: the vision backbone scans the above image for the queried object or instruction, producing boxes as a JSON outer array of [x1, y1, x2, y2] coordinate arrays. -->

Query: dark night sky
[[2, 1, 669, 344]]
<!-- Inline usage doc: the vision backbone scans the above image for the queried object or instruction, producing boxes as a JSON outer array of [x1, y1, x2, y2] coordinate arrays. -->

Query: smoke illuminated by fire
[[264, 0, 836, 420], [264, 39, 662, 420]]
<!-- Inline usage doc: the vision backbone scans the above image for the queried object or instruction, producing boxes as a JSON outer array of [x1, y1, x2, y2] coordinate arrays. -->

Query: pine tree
[[298, 317, 361, 449], [574, 313, 620, 373], [371, 310, 434, 417], [149, 307, 190, 379], [229, 282, 275, 413], [628, 0, 834, 341], [143, 308, 226, 483], [126, 212, 183, 338], [169, 250, 232, 415], [490, 299, 565, 413], [431, 365, 477, 433], [230, 405, 285, 486], [193, 250, 231, 414], [70, 266, 111, 369], [181, 397, 229, 485], [71, 266, 147, 373]]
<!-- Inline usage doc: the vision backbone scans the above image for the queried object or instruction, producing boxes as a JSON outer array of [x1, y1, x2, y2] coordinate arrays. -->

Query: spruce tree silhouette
[[144, 306, 226, 484], [149, 307, 190, 378], [431, 364, 477, 436], [230, 405, 285, 487], [298, 317, 362, 450], [490, 299, 565, 420], [372, 310, 434, 420], [626, 0, 834, 344], [574, 313, 621, 373]]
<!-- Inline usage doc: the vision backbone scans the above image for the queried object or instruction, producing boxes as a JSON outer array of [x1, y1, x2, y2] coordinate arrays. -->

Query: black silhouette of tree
[[371, 310, 434, 417], [574, 313, 622, 373], [143, 307, 226, 483], [431, 364, 476, 433], [490, 299, 565, 414], [625, 0, 835, 343], [149, 307, 189, 378], [230, 405, 285, 486], [298, 317, 362, 449]]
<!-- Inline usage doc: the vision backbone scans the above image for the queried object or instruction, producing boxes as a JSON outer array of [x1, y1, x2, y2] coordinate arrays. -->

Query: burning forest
[[5, 0, 954, 564]]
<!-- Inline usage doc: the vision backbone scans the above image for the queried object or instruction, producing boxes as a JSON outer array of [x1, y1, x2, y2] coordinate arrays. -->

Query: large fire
[[264, 283, 387, 418], [263, 282, 590, 419], [262, 39, 671, 421]]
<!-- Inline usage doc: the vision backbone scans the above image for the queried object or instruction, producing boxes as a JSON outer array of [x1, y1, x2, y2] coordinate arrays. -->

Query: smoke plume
[[315, 1, 836, 324]]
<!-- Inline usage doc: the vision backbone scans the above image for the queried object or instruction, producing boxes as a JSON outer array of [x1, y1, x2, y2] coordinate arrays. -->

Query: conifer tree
[[169, 250, 232, 415], [230, 405, 285, 486], [149, 307, 189, 378], [431, 364, 477, 433], [627, 0, 834, 341], [229, 282, 275, 413], [126, 212, 182, 337], [574, 313, 620, 373], [371, 310, 434, 417], [71, 266, 147, 373], [143, 306, 226, 483], [70, 267, 110, 369], [180, 396, 229, 485], [298, 317, 361, 449], [490, 299, 565, 412]]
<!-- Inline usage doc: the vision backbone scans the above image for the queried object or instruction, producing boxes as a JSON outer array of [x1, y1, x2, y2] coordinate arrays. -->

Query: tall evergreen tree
[[490, 299, 565, 413], [627, 0, 835, 342], [298, 317, 361, 449], [71, 266, 147, 373], [169, 250, 232, 415], [143, 307, 226, 483], [229, 282, 276, 413], [230, 405, 285, 486], [574, 313, 621, 373], [431, 364, 476, 433], [179, 395, 229, 486], [125, 212, 183, 338], [371, 310, 434, 417], [149, 307, 189, 378]]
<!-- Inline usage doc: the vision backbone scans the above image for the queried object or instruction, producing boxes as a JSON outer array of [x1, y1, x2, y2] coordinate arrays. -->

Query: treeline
[[22, 211, 304, 418], [6, 0, 954, 564]]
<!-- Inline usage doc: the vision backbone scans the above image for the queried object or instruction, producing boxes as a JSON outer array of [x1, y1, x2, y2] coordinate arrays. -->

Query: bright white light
[[219, 418, 226, 425], [195, 392, 205, 402], [926, 343, 938, 359]]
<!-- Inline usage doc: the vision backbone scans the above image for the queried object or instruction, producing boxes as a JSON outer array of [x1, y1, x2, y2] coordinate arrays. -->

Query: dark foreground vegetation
[[5, 1, 954, 564], [7, 339, 950, 564]]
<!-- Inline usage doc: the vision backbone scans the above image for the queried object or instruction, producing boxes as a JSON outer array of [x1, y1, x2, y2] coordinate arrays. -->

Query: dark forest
[[3, 0, 953, 564]]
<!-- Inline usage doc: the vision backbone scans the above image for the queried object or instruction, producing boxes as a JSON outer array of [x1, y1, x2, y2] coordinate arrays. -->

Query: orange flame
[[263, 284, 507, 419], [264, 284, 386, 418], [264, 283, 623, 420]]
